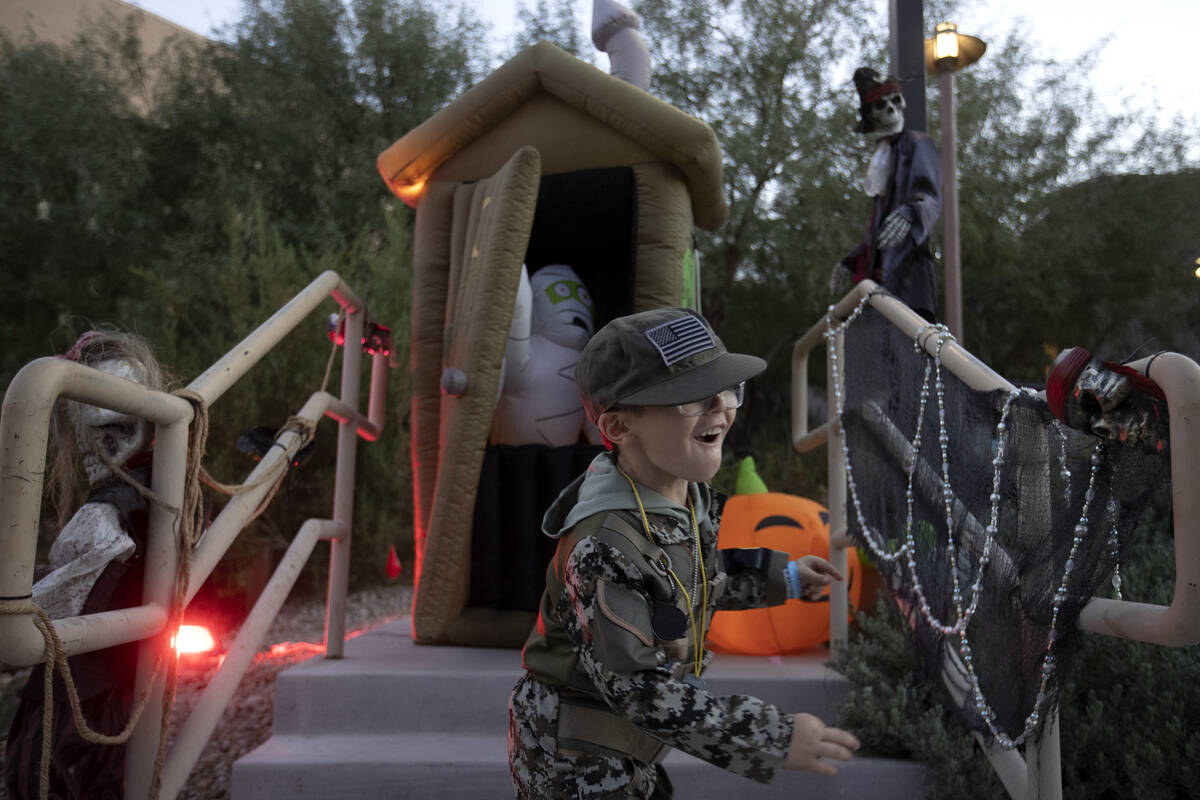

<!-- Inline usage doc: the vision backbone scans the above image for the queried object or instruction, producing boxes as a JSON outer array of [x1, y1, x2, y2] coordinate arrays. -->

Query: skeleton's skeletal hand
[[875, 210, 912, 249], [828, 263, 853, 295]]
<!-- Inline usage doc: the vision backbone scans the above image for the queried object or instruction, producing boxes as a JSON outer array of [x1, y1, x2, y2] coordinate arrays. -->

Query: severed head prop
[[1046, 346, 1169, 454]]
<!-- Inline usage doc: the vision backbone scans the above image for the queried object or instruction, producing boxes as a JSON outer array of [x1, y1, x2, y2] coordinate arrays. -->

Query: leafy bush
[[830, 596, 1006, 799], [829, 487, 1200, 799]]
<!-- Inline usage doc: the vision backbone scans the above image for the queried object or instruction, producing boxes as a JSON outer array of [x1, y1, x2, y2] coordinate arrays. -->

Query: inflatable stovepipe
[[592, 0, 650, 91]]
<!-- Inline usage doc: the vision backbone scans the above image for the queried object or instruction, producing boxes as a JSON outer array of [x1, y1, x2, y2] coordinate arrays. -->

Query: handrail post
[[1077, 352, 1200, 646], [1027, 708, 1062, 799], [828, 326, 849, 651], [124, 416, 191, 799], [324, 309, 365, 658]]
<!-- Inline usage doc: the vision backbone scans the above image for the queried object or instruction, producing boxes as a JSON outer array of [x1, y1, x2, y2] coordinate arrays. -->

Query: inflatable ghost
[[491, 264, 602, 447]]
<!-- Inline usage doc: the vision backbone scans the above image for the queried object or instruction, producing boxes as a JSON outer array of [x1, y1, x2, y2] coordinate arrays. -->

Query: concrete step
[[233, 732, 929, 799], [269, 618, 851, 735], [233, 617, 931, 799]]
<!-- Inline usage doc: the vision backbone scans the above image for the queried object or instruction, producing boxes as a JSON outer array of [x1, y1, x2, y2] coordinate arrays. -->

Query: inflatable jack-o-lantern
[[707, 458, 861, 654]]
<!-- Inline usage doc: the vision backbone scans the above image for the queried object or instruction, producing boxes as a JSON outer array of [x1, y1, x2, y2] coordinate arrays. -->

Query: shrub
[[829, 487, 1200, 799]]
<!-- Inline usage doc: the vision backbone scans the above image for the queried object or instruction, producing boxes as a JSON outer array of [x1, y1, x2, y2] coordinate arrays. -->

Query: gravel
[[1, 581, 414, 800]]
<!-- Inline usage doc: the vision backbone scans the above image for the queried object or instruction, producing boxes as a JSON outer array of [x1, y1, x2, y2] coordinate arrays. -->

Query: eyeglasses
[[676, 382, 745, 417]]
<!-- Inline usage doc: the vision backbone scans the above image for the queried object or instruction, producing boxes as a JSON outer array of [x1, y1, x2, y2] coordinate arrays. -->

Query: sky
[[131, 0, 1197, 140]]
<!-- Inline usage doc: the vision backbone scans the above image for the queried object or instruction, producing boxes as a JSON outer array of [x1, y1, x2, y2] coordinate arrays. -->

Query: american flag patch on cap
[[644, 315, 716, 366]]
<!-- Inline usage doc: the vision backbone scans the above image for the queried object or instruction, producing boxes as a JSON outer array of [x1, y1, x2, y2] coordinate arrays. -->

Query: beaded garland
[[823, 296, 1122, 749]]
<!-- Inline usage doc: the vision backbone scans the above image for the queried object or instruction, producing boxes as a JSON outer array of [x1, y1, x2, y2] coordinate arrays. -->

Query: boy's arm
[[717, 550, 845, 610], [560, 537, 794, 783], [716, 547, 790, 610]]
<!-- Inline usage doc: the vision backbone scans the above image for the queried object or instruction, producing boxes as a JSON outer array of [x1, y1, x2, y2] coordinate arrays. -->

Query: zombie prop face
[[57, 331, 163, 486], [1046, 346, 1169, 454], [68, 358, 153, 484], [853, 67, 905, 136]]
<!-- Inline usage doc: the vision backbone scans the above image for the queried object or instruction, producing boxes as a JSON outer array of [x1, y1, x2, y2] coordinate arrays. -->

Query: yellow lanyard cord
[[617, 467, 708, 678]]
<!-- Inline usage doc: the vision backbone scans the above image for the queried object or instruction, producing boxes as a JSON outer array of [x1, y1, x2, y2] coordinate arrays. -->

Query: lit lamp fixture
[[1194, 257, 1200, 279], [934, 22, 959, 66], [925, 22, 987, 74], [924, 22, 987, 344]]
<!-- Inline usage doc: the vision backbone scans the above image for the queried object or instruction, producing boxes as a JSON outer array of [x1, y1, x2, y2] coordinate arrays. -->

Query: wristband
[[784, 560, 802, 599]]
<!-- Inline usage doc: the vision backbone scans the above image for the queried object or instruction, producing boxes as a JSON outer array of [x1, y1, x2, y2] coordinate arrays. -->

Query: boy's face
[[607, 396, 736, 499]]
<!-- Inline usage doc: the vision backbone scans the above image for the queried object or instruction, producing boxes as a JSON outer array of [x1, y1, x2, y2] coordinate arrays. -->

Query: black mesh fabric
[[838, 305, 1168, 746]]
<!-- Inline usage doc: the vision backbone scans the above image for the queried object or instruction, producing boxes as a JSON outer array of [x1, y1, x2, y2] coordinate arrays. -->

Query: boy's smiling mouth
[[694, 424, 725, 444]]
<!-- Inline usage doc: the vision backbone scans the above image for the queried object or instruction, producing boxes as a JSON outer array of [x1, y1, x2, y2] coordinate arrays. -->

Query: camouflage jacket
[[509, 457, 793, 798]]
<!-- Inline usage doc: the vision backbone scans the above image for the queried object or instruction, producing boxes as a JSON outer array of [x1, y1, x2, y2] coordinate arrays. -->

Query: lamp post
[[925, 22, 985, 344]]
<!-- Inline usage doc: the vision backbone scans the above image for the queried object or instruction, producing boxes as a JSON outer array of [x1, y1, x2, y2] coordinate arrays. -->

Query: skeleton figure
[[1046, 346, 1169, 454], [831, 67, 942, 321]]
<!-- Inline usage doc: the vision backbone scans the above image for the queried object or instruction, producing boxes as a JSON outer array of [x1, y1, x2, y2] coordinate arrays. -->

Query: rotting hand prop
[[830, 67, 942, 321], [491, 264, 602, 447]]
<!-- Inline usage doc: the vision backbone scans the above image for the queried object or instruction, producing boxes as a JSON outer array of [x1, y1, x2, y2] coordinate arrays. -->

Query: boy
[[508, 307, 860, 798]]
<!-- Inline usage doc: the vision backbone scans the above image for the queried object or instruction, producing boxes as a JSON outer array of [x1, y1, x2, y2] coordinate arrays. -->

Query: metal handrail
[[790, 279, 1199, 800], [0, 270, 390, 799]]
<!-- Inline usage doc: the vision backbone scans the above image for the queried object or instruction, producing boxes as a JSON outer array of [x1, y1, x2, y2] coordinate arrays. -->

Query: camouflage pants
[[507, 673, 672, 799]]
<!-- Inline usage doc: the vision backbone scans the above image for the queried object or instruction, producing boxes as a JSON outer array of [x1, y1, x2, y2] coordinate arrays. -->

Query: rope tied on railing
[[198, 414, 317, 527], [0, 597, 168, 800], [3, 383, 321, 800]]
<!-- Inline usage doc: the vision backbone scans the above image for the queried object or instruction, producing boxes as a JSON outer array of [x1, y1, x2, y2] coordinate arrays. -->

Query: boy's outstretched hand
[[792, 555, 843, 600], [783, 713, 860, 775]]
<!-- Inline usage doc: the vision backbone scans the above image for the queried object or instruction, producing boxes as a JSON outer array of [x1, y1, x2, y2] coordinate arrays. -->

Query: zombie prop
[[491, 264, 602, 447], [831, 67, 942, 321], [5, 330, 165, 800]]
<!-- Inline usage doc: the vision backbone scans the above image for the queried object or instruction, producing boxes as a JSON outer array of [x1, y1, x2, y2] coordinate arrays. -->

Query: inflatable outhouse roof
[[376, 41, 728, 230]]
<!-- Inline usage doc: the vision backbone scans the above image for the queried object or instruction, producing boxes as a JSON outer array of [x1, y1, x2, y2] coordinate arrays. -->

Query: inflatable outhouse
[[377, 42, 727, 646]]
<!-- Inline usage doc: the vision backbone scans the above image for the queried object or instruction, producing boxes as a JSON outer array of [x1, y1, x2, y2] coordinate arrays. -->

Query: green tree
[[129, 0, 485, 589], [511, 0, 592, 60], [0, 19, 163, 388], [932, 20, 1200, 379], [0, 0, 487, 592], [632, 0, 877, 455], [142, 0, 487, 258]]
